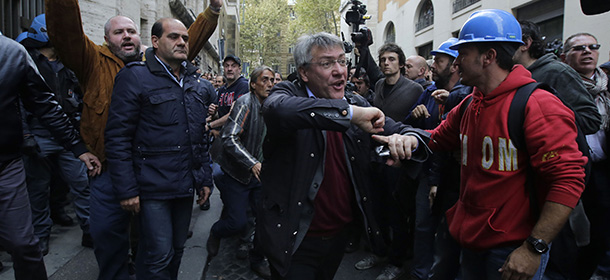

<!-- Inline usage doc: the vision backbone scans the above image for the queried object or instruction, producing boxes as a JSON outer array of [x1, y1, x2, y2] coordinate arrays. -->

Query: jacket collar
[[100, 44, 127, 68], [144, 47, 197, 78]]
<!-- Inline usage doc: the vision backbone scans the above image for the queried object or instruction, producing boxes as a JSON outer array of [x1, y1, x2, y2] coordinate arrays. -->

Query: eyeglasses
[[307, 59, 347, 69], [568, 44, 601, 52]]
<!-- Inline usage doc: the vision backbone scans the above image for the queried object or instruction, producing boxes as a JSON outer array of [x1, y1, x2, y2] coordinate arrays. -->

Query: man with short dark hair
[[258, 32, 430, 280], [561, 32, 610, 280], [46, 0, 222, 278], [105, 18, 214, 278], [429, 10, 586, 279], [512, 22, 601, 134], [207, 55, 250, 133], [357, 42, 424, 280]]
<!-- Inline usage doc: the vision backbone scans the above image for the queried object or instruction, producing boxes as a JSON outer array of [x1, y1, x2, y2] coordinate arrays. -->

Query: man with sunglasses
[[562, 32, 610, 280]]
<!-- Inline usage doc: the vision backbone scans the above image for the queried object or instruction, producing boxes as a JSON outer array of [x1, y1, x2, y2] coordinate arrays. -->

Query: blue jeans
[[428, 217, 461, 280], [211, 172, 264, 263], [23, 135, 90, 239], [89, 171, 132, 280], [0, 158, 47, 279], [412, 178, 440, 279], [136, 197, 193, 280], [461, 244, 550, 280]]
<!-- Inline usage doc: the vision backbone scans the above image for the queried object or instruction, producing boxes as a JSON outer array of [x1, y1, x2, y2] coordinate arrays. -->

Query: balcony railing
[[416, 14, 434, 32]]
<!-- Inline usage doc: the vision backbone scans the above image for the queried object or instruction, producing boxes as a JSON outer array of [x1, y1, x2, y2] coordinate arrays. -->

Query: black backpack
[[459, 82, 591, 217]]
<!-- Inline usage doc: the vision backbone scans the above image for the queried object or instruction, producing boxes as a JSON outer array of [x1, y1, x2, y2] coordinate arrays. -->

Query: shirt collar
[[154, 54, 186, 87]]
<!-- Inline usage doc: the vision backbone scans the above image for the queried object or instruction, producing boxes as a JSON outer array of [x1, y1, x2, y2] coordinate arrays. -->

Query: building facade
[[1, 0, 231, 74], [341, 0, 610, 64]]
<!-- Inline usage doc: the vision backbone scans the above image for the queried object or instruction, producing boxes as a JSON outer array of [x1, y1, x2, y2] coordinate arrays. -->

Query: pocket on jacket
[[149, 93, 179, 126], [446, 200, 507, 249]]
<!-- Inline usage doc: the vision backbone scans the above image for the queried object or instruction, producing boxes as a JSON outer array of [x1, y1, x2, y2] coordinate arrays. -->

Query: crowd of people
[[0, 2, 609, 280]]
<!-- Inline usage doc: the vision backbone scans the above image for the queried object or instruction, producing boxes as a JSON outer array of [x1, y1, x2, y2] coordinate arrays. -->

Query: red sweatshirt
[[429, 65, 586, 250]]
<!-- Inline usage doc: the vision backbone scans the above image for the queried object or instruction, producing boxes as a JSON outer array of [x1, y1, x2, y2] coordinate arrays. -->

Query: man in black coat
[[0, 33, 100, 280], [257, 32, 430, 280]]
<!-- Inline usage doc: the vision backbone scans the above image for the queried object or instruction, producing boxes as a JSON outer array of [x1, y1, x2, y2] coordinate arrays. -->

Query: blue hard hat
[[27, 14, 48, 43], [431, 38, 459, 58], [15, 32, 28, 43], [450, 9, 523, 50]]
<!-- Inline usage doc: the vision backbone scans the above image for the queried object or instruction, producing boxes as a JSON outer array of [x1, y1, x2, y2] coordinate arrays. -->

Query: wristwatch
[[526, 236, 549, 254]]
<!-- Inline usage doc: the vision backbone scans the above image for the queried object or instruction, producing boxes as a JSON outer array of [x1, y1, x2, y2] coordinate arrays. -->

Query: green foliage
[[292, 0, 341, 36], [239, 0, 341, 68], [239, 0, 290, 68]]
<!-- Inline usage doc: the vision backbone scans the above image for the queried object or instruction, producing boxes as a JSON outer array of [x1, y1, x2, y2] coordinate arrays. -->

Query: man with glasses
[[562, 32, 610, 280], [257, 32, 430, 279]]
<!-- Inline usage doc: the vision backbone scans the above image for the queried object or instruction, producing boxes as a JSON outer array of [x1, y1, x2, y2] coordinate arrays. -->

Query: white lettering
[[482, 136, 493, 169], [498, 138, 518, 171], [460, 134, 468, 166]]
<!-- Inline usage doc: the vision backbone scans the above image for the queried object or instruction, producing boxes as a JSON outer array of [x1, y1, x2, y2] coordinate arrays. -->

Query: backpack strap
[[507, 82, 538, 150], [507, 82, 546, 220]]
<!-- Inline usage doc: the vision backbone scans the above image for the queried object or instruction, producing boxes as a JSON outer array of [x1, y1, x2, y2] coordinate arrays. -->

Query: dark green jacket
[[528, 53, 601, 134]]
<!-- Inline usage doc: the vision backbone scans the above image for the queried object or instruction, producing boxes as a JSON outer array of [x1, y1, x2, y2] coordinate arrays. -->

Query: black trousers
[[270, 230, 348, 280]]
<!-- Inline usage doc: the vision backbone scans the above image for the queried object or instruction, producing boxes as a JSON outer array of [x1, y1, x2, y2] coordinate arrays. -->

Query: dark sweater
[[374, 75, 424, 121]]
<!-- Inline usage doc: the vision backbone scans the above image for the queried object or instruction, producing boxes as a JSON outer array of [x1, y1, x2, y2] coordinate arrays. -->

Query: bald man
[[405, 55, 433, 89]]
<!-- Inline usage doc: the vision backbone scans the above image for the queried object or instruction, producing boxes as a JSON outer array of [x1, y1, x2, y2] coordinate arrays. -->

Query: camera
[[345, 0, 373, 46]]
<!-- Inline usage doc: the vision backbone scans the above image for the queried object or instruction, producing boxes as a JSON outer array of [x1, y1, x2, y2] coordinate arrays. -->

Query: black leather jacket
[[217, 92, 266, 184], [24, 48, 83, 136], [0, 35, 86, 163], [257, 80, 431, 276]]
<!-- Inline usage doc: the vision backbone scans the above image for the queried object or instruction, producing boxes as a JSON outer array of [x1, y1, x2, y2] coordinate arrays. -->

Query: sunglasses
[[569, 44, 601, 52]]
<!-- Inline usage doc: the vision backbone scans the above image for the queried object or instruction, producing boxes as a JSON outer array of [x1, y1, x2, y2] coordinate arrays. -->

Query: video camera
[[345, 0, 373, 46]]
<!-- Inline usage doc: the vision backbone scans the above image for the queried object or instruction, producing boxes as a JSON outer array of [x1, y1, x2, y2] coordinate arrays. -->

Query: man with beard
[[561, 32, 610, 279], [429, 10, 586, 279], [105, 18, 214, 278], [45, 0, 222, 279], [404, 38, 472, 280]]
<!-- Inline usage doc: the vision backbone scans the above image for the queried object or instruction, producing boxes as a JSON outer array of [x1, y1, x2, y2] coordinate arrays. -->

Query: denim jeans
[[211, 172, 265, 263], [23, 135, 90, 239], [89, 171, 132, 280], [0, 158, 48, 279], [136, 196, 193, 280], [428, 217, 461, 280], [461, 244, 550, 280], [412, 178, 440, 279]]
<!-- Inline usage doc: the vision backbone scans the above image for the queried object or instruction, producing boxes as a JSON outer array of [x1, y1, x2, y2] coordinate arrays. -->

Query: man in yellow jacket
[[46, 1, 221, 279]]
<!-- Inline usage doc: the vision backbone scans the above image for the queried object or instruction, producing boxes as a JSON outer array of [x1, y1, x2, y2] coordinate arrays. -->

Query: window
[[2, 0, 45, 39], [384, 22, 395, 43], [417, 42, 433, 59], [416, 0, 434, 32], [452, 0, 481, 14]]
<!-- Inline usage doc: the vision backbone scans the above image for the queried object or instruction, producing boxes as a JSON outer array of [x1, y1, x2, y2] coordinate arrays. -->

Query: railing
[[416, 14, 434, 32]]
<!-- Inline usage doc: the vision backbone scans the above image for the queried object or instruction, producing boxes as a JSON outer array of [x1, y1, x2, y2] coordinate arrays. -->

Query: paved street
[[0, 192, 395, 280]]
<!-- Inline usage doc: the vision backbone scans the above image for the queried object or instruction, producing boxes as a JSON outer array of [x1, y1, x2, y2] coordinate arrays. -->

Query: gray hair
[[249, 65, 274, 92], [293, 32, 344, 71]]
